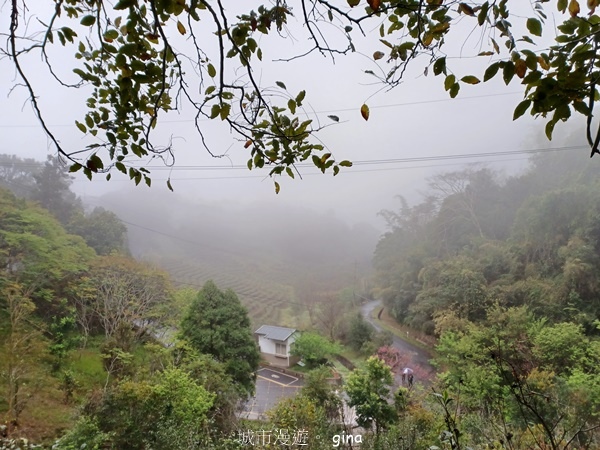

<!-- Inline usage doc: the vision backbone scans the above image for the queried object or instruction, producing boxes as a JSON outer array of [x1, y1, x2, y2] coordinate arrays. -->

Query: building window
[[275, 343, 287, 355]]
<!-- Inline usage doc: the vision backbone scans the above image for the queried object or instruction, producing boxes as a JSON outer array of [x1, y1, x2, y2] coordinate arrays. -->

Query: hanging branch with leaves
[[5, 0, 600, 191]]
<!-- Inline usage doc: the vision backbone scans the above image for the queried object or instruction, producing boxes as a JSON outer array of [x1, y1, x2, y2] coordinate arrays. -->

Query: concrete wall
[[257, 335, 278, 355], [258, 335, 294, 357], [287, 332, 297, 351], [257, 333, 300, 368], [261, 352, 291, 367]]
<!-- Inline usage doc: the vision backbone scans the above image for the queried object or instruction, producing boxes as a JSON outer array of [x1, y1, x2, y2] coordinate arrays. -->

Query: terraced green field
[[156, 256, 312, 329]]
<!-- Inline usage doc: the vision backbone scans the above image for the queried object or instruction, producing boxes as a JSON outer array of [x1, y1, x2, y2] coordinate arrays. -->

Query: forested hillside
[[0, 153, 378, 329], [0, 155, 127, 257], [374, 151, 600, 336], [0, 182, 262, 448], [369, 152, 600, 448]]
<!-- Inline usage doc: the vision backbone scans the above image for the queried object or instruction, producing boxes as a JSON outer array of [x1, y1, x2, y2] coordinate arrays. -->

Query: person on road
[[402, 367, 413, 385]]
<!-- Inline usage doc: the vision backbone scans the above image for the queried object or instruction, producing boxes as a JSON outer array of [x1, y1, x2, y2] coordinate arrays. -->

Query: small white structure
[[254, 325, 299, 368]]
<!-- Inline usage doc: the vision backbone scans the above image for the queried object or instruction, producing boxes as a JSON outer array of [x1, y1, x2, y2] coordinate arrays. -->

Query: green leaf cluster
[[290, 332, 340, 368], [345, 356, 396, 432], [435, 305, 600, 445], [179, 280, 260, 397], [88, 368, 214, 450]]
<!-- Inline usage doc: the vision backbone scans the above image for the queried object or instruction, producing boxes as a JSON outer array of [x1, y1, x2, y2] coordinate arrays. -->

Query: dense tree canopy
[[370, 155, 600, 444], [0, 187, 95, 425], [0, 154, 129, 255], [67, 207, 128, 255], [0, 155, 42, 200], [74, 367, 215, 450], [374, 153, 600, 334], [436, 305, 600, 449], [179, 280, 260, 396], [0, 187, 95, 318], [31, 156, 82, 225], [345, 356, 396, 433], [0, 186, 255, 443], [6, 0, 600, 190]]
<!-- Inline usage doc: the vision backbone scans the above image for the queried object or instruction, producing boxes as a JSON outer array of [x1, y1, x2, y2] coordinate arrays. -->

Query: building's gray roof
[[255, 325, 297, 341]]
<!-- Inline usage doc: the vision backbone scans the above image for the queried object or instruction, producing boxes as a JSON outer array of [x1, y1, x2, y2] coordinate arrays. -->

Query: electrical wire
[[0, 144, 586, 177], [0, 91, 523, 128]]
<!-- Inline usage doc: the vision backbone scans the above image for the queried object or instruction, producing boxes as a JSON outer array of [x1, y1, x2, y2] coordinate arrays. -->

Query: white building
[[254, 325, 299, 368]]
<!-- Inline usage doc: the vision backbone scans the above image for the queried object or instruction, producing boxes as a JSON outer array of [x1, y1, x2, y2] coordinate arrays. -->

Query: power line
[[0, 143, 586, 185], [132, 144, 581, 171], [64, 144, 585, 183], [0, 143, 584, 175], [71, 156, 530, 183], [349, 145, 579, 165], [0, 91, 522, 128]]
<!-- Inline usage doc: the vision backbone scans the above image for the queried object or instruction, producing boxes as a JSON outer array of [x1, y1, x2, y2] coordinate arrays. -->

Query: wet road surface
[[360, 300, 435, 377]]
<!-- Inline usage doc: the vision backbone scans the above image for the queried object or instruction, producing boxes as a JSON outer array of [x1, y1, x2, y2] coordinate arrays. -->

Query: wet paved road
[[361, 300, 435, 377]]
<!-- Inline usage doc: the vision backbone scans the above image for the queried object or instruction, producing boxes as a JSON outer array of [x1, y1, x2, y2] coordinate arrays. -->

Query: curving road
[[244, 299, 436, 419], [361, 300, 435, 377]]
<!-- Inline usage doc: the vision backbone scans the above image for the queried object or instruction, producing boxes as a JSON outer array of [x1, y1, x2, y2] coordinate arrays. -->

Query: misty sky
[[0, 2, 593, 228]]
